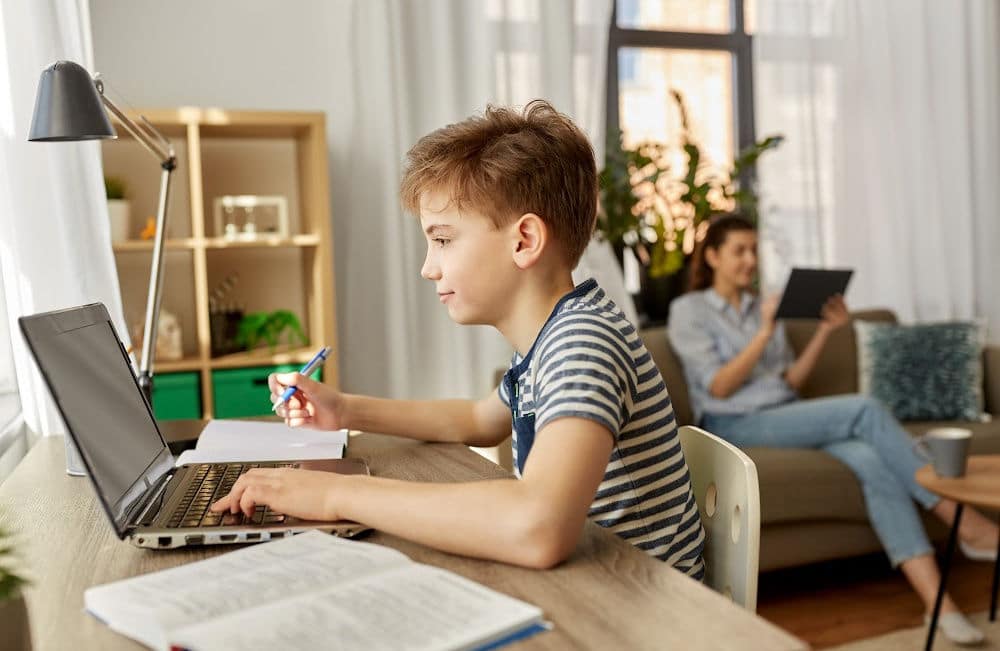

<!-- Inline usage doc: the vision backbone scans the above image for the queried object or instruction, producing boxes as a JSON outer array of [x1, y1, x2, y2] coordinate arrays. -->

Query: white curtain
[[0, 0, 127, 449], [753, 0, 1000, 340], [341, 0, 629, 400]]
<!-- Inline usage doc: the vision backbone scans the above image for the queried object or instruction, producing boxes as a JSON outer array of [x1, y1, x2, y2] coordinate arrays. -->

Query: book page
[[84, 532, 408, 651], [171, 564, 544, 651], [174, 419, 347, 466]]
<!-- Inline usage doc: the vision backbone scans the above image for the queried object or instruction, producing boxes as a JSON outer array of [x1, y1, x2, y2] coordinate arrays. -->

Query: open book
[[174, 420, 348, 466], [85, 531, 548, 651]]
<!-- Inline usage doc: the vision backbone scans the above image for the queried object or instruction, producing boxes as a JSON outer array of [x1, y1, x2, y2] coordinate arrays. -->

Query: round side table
[[915, 455, 1000, 651]]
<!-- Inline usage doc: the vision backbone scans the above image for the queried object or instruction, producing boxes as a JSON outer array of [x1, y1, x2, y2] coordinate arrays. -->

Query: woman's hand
[[759, 295, 780, 335], [209, 467, 345, 521], [270, 372, 348, 430], [818, 294, 849, 333]]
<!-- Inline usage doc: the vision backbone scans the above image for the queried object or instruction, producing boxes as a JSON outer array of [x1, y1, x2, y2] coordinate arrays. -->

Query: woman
[[668, 214, 998, 645]]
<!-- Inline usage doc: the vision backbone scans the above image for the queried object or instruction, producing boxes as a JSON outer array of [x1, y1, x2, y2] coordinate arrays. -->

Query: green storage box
[[152, 372, 201, 421], [212, 364, 322, 419]]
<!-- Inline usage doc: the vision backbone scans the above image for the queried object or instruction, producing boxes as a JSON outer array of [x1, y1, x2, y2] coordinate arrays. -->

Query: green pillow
[[854, 320, 984, 421]]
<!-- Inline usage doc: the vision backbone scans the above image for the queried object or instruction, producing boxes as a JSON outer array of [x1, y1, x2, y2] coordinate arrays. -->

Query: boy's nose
[[421, 256, 440, 281]]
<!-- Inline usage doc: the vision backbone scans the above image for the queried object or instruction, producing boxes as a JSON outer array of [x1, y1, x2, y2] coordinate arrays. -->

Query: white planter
[[107, 199, 131, 242], [0, 593, 32, 650]]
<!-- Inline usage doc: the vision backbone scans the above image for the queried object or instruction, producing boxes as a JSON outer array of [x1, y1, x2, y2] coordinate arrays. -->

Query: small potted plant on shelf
[[104, 175, 130, 243], [596, 90, 783, 322], [0, 522, 31, 651], [235, 310, 308, 354]]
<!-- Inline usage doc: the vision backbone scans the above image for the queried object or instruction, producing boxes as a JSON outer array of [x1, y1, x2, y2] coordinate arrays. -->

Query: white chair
[[678, 425, 761, 611]]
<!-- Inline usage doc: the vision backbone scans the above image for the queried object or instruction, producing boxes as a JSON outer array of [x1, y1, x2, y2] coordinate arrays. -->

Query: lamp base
[[65, 435, 85, 476]]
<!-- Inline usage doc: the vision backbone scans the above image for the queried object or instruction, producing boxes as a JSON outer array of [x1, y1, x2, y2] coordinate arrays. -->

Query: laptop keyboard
[[166, 463, 295, 528]]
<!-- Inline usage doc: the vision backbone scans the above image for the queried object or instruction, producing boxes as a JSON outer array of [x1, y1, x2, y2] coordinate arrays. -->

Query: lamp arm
[[95, 82, 178, 404], [136, 160, 176, 404], [98, 92, 173, 163]]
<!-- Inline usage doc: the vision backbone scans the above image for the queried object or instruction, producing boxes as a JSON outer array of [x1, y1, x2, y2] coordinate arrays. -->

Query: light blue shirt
[[667, 288, 797, 424]]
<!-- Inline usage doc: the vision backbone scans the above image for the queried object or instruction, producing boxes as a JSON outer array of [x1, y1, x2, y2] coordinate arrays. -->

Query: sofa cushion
[[750, 421, 1000, 527], [640, 328, 694, 427], [855, 320, 985, 421], [783, 309, 896, 399]]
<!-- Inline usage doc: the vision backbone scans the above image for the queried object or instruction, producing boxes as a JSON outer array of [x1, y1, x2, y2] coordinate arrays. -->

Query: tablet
[[774, 268, 853, 320]]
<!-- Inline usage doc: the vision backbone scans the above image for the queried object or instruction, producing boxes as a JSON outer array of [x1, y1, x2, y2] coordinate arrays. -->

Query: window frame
[[606, 0, 757, 173]]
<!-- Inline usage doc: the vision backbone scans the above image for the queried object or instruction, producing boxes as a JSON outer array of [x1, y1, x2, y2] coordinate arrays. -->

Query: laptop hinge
[[127, 469, 175, 530]]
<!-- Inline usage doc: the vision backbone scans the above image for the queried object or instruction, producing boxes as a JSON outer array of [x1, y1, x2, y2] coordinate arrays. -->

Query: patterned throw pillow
[[854, 320, 984, 421]]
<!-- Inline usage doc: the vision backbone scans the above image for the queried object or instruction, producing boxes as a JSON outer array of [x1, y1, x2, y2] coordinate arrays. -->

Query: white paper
[[85, 532, 410, 651], [171, 564, 543, 651], [174, 420, 347, 466], [85, 531, 544, 651]]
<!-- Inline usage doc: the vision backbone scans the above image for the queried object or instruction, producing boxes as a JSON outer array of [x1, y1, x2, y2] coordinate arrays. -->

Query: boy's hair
[[400, 99, 597, 265]]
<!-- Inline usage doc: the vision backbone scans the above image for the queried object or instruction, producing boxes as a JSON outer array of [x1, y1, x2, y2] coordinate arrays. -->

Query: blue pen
[[271, 346, 331, 412]]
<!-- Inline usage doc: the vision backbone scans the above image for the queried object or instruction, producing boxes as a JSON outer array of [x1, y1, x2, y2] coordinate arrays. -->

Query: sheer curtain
[[0, 0, 127, 465], [340, 0, 628, 400], [753, 0, 1000, 339]]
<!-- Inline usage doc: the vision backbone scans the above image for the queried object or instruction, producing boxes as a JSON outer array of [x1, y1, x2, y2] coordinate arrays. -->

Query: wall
[[89, 0, 362, 381]]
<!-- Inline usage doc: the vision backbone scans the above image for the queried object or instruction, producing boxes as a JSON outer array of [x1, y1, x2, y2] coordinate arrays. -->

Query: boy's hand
[[209, 467, 344, 521], [270, 371, 347, 430]]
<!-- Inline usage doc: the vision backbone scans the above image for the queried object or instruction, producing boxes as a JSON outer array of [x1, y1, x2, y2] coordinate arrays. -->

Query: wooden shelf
[[148, 356, 204, 372], [112, 234, 320, 253], [209, 345, 327, 370], [103, 107, 338, 419], [203, 234, 320, 249], [112, 238, 200, 252]]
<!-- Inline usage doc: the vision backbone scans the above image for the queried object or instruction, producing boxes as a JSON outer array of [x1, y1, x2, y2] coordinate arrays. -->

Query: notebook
[[85, 530, 550, 651], [174, 420, 348, 466]]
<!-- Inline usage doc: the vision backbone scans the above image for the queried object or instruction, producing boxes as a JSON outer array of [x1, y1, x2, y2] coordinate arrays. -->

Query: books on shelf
[[174, 419, 347, 466], [85, 531, 549, 651]]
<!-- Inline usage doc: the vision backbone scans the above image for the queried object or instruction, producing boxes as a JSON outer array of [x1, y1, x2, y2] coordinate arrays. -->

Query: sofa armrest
[[985, 345, 1000, 416]]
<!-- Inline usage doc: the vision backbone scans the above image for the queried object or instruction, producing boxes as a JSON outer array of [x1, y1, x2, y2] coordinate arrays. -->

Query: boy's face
[[419, 192, 515, 326]]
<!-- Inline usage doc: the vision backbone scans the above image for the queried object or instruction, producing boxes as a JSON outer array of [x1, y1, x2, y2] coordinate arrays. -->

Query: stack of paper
[[174, 420, 348, 466]]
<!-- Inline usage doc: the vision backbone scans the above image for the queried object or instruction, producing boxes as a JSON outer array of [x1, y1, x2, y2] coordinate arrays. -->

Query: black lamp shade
[[28, 60, 116, 141]]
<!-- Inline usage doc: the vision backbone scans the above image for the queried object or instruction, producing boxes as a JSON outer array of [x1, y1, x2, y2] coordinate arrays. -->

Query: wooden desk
[[0, 423, 806, 650], [916, 456, 1000, 651]]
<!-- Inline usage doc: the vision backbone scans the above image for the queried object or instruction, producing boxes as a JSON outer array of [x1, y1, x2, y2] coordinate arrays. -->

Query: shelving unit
[[102, 108, 338, 419]]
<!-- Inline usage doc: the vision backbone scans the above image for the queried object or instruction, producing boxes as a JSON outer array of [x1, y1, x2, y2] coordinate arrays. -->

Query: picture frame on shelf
[[213, 195, 289, 240]]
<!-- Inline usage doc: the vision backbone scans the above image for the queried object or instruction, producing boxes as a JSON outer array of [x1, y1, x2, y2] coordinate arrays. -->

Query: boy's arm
[[212, 416, 613, 569], [343, 388, 511, 447]]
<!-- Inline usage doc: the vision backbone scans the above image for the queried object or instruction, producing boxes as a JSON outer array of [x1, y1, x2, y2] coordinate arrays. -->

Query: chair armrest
[[985, 345, 1000, 415]]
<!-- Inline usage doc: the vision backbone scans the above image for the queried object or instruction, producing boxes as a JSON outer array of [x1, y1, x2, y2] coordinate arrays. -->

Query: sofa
[[640, 309, 1000, 572]]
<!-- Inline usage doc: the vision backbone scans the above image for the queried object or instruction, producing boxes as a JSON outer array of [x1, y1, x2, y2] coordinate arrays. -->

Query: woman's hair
[[687, 214, 756, 292]]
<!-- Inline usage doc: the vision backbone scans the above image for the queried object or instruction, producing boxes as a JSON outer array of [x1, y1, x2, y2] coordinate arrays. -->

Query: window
[[608, 0, 756, 178]]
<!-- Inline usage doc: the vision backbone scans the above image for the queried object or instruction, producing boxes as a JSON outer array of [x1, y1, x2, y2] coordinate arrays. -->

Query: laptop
[[19, 302, 371, 549]]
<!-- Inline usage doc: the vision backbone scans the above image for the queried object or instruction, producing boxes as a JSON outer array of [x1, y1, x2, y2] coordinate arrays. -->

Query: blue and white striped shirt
[[499, 279, 705, 579], [668, 288, 797, 424]]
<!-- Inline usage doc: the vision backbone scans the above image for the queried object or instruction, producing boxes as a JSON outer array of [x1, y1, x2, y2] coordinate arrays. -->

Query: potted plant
[[235, 310, 308, 353], [597, 90, 783, 322], [0, 523, 31, 650], [105, 175, 130, 243]]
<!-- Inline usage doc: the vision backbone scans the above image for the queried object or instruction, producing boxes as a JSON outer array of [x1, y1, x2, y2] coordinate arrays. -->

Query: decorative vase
[[0, 592, 33, 651], [107, 198, 131, 242]]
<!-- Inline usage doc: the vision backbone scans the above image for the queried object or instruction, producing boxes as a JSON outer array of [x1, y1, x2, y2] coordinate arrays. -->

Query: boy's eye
[[432, 238, 450, 247]]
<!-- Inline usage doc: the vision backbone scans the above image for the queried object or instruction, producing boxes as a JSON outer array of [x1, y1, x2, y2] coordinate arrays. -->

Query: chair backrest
[[678, 425, 761, 611]]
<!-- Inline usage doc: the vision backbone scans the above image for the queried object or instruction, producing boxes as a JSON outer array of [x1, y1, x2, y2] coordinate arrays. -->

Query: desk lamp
[[29, 60, 176, 406]]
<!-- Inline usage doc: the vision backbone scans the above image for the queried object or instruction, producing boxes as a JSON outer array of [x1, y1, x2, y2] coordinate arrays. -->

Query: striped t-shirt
[[498, 279, 705, 579]]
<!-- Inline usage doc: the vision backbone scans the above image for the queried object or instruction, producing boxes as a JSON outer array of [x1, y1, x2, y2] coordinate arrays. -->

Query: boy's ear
[[510, 213, 547, 269]]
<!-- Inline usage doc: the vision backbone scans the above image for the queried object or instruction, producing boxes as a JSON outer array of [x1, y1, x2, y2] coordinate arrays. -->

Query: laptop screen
[[20, 304, 171, 534]]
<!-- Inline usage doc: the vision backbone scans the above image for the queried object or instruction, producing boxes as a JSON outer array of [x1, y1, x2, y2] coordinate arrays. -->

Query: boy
[[211, 100, 705, 578]]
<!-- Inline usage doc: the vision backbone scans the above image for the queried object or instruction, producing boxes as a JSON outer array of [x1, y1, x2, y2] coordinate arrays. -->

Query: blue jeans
[[702, 395, 939, 567]]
